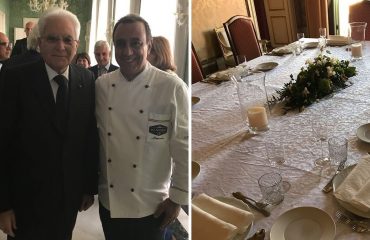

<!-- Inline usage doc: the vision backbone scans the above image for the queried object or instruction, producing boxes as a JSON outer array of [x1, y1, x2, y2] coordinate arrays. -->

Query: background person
[[10, 21, 35, 57], [2, 25, 41, 69], [95, 14, 188, 240], [89, 40, 118, 79], [75, 52, 91, 68], [0, 8, 98, 240], [148, 36, 177, 75]]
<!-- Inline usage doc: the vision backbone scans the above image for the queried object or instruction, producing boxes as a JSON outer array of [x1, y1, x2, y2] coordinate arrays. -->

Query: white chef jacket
[[95, 63, 189, 218]]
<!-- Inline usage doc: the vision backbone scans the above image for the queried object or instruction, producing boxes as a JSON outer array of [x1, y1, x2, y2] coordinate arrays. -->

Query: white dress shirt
[[95, 63, 189, 218]]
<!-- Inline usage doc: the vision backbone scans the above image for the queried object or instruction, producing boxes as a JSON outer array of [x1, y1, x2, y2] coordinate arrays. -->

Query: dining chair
[[191, 44, 204, 84], [223, 15, 262, 63], [349, 1, 370, 40], [214, 26, 235, 67]]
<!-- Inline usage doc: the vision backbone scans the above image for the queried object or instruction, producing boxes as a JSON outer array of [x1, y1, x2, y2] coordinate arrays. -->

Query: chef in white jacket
[[95, 14, 188, 240]]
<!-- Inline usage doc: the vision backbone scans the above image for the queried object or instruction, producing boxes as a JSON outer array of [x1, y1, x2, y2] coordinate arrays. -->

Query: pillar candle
[[247, 106, 268, 129], [351, 43, 362, 58]]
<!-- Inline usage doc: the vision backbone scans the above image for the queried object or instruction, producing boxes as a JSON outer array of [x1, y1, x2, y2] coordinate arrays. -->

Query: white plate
[[214, 196, 253, 240], [270, 207, 335, 240], [254, 62, 278, 71], [332, 164, 370, 218], [192, 161, 200, 180], [192, 96, 200, 106], [356, 123, 370, 143]]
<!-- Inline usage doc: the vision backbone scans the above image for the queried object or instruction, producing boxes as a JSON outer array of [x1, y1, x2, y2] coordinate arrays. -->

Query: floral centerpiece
[[270, 53, 356, 112]]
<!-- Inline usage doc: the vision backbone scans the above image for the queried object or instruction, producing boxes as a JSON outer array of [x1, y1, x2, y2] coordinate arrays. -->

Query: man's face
[[0, 34, 11, 61], [114, 22, 151, 80], [38, 16, 79, 74], [25, 22, 35, 37], [94, 45, 110, 67]]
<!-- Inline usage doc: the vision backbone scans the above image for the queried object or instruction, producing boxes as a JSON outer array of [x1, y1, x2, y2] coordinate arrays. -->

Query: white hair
[[94, 40, 111, 52], [37, 7, 81, 40]]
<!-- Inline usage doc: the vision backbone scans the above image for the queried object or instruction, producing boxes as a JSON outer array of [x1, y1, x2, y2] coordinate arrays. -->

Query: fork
[[322, 159, 347, 193], [242, 195, 269, 209], [336, 210, 370, 233]]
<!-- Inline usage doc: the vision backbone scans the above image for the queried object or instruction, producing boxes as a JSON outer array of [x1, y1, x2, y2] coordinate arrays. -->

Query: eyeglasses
[[42, 35, 78, 45], [0, 42, 12, 48]]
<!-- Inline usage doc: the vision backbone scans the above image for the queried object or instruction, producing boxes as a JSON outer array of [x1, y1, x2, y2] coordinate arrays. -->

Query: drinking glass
[[319, 27, 327, 48], [328, 136, 348, 165], [296, 33, 305, 54], [312, 120, 330, 166], [236, 55, 247, 66], [265, 142, 291, 192], [258, 172, 284, 205], [232, 71, 269, 134]]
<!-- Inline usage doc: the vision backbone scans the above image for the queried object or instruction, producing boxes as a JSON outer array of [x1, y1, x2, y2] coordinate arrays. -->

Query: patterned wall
[[5, 0, 92, 52], [192, 0, 248, 61]]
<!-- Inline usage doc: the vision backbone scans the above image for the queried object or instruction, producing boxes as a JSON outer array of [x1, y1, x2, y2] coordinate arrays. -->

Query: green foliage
[[270, 54, 356, 112]]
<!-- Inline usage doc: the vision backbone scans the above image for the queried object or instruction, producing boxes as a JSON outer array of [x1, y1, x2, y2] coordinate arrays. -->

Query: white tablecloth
[[192, 43, 370, 239]]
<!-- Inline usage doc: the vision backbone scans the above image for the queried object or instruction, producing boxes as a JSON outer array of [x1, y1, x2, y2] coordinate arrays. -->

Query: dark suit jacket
[[2, 49, 41, 71], [0, 60, 98, 239], [89, 63, 118, 80], [10, 38, 27, 57]]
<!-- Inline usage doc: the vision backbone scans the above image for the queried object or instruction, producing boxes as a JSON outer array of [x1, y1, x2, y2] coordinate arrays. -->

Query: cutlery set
[[322, 159, 370, 233]]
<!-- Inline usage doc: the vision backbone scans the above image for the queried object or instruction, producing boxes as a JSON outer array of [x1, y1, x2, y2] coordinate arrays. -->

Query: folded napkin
[[271, 45, 292, 55], [327, 35, 349, 46], [192, 205, 238, 240], [208, 69, 231, 81], [192, 193, 254, 234], [334, 156, 370, 212]]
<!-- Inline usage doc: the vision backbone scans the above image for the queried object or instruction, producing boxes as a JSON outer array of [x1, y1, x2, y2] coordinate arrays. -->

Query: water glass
[[258, 172, 284, 205], [297, 32, 305, 52], [328, 137, 348, 165]]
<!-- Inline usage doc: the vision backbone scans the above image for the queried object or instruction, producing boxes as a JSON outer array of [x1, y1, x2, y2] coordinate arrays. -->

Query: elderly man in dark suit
[[89, 40, 118, 80], [10, 21, 35, 57], [0, 8, 98, 240]]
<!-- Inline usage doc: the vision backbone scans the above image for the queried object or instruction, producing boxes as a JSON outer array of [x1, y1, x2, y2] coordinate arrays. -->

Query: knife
[[232, 192, 270, 217], [322, 159, 347, 193]]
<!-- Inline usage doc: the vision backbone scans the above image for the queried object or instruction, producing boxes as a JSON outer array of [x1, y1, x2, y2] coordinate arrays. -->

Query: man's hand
[[154, 198, 180, 230], [0, 209, 16, 237], [79, 194, 94, 211]]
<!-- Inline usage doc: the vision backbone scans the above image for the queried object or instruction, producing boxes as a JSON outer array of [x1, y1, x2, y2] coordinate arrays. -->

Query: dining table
[[192, 40, 370, 239]]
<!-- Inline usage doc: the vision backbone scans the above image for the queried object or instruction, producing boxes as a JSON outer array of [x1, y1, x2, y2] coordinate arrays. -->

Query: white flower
[[327, 66, 334, 77], [306, 59, 313, 65]]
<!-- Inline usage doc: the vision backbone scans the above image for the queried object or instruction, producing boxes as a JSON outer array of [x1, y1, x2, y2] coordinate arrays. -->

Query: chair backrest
[[191, 44, 204, 84], [214, 26, 235, 66], [215, 27, 233, 58], [223, 15, 261, 63], [349, 2, 370, 40]]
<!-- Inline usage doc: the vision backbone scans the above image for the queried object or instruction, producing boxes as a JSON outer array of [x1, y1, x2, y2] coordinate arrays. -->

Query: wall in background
[[192, 0, 247, 62], [8, 0, 92, 52], [0, 0, 10, 35]]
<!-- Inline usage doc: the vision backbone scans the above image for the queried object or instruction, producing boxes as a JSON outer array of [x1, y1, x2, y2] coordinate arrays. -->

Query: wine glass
[[265, 141, 291, 193], [312, 120, 330, 166]]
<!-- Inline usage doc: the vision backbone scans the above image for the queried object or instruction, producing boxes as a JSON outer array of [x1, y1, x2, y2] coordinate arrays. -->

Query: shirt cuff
[[169, 186, 188, 205]]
